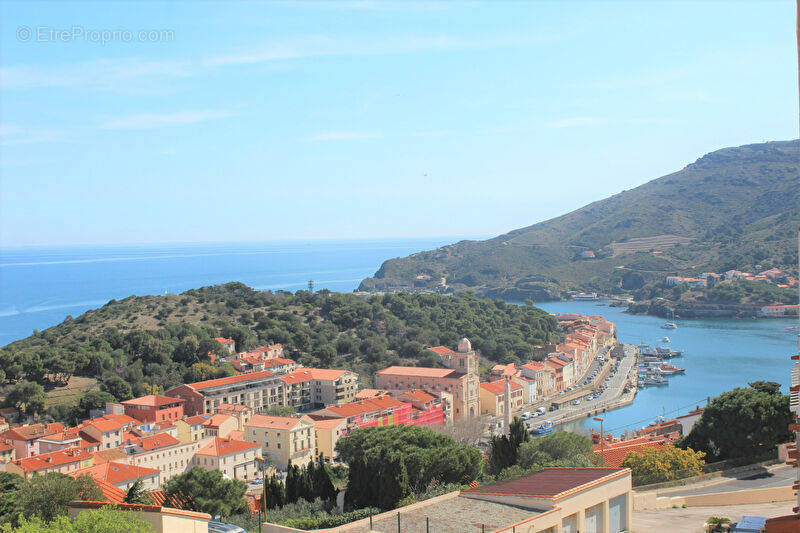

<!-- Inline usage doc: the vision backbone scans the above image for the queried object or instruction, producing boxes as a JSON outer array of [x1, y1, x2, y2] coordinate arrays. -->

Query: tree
[[123, 479, 153, 505], [679, 383, 793, 461], [488, 417, 530, 474], [516, 432, 599, 471], [164, 468, 248, 517], [310, 454, 337, 503], [0, 472, 25, 526], [748, 381, 781, 395], [17, 473, 101, 523], [621, 445, 705, 483], [99, 376, 133, 402], [336, 425, 482, 493], [76, 390, 116, 420], [284, 460, 301, 504], [2, 506, 153, 532], [3, 381, 45, 416], [263, 474, 285, 510], [376, 449, 411, 510]]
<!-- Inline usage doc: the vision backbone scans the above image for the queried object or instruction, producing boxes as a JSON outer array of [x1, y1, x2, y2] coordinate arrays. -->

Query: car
[[531, 412, 539, 418], [522, 411, 531, 420], [208, 522, 247, 533], [536, 407, 546, 414], [572, 399, 580, 406]]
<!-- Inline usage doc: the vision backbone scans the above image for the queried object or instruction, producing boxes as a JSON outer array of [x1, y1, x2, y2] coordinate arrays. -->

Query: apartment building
[[175, 415, 208, 443], [376, 338, 479, 419], [79, 461, 161, 491], [165, 370, 285, 416], [0, 423, 66, 459], [281, 368, 359, 411], [121, 433, 207, 485], [310, 417, 347, 463], [79, 414, 141, 450], [243, 414, 315, 470], [193, 437, 262, 482], [520, 361, 555, 398], [479, 380, 524, 416], [121, 395, 185, 424], [6, 448, 94, 479]]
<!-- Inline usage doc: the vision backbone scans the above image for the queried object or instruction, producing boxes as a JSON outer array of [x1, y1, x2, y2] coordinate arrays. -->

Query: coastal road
[[659, 465, 795, 497]]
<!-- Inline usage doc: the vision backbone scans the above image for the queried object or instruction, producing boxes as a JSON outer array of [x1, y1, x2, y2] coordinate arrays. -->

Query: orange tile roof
[[188, 370, 275, 390], [245, 414, 306, 430], [400, 389, 437, 403], [201, 414, 233, 429], [183, 414, 213, 426], [480, 380, 523, 395], [375, 366, 459, 378], [2, 423, 66, 441], [196, 437, 260, 457], [79, 461, 160, 485], [0, 440, 14, 453], [92, 448, 128, 464], [123, 432, 180, 451], [215, 403, 252, 414], [594, 439, 666, 468], [13, 448, 92, 472], [354, 388, 389, 399], [281, 368, 352, 384], [522, 361, 545, 372], [214, 337, 234, 344], [319, 395, 405, 418], [262, 357, 296, 368], [83, 414, 138, 433], [93, 478, 127, 504], [122, 395, 185, 408], [309, 417, 346, 430], [427, 346, 456, 356]]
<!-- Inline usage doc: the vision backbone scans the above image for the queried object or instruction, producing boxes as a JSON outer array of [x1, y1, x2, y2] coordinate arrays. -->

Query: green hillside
[[359, 140, 800, 300], [0, 283, 561, 418]]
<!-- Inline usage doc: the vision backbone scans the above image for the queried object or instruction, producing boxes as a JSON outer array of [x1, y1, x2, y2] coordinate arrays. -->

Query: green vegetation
[[265, 499, 380, 531], [359, 140, 799, 301], [0, 285, 561, 417], [489, 431, 601, 481], [679, 381, 793, 462], [0, 473, 102, 528], [263, 455, 337, 510], [0, 507, 153, 533], [163, 467, 249, 517], [621, 445, 705, 484], [337, 425, 482, 510], [487, 417, 529, 474]]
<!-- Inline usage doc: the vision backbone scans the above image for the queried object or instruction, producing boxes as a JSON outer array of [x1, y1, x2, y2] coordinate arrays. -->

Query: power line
[[604, 397, 709, 433]]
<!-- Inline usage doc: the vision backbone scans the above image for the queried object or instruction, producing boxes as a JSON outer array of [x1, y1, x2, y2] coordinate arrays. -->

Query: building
[[479, 380, 524, 416], [310, 417, 347, 462], [580, 250, 596, 259], [121, 395, 185, 423], [174, 415, 209, 443], [760, 304, 799, 318], [520, 361, 555, 399], [165, 370, 285, 416], [6, 447, 94, 479], [309, 394, 445, 429], [214, 403, 254, 430], [665, 275, 707, 288], [675, 407, 704, 436], [280, 368, 359, 411], [243, 414, 315, 470], [376, 338, 479, 419], [68, 501, 211, 533], [545, 355, 575, 391], [0, 440, 15, 464], [192, 436, 262, 482], [78, 461, 161, 491], [592, 436, 668, 468], [0, 423, 66, 459], [120, 433, 206, 485], [460, 467, 633, 532], [36, 427, 94, 454], [79, 414, 141, 450], [214, 337, 236, 355]]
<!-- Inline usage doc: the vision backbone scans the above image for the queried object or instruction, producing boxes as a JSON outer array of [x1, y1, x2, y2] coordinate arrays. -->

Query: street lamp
[[593, 416, 604, 455]]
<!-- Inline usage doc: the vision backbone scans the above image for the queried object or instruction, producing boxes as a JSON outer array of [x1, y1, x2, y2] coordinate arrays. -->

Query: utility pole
[[593, 416, 605, 455]]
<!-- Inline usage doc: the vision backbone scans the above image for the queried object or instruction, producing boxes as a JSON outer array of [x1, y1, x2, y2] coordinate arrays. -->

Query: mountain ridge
[[358, 140, 800, 300]]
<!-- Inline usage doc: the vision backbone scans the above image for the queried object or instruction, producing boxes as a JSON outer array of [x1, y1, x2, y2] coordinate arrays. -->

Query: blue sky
[[0, 1, 796, 246]]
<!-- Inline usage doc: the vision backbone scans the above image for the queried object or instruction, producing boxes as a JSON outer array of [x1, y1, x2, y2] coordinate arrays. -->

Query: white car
[[522, 411, 531, 420], [536, 407, 546, 415]]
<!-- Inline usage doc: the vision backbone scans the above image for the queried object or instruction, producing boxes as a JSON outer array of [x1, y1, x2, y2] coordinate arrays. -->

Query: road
[[660, 464, 795, 497]]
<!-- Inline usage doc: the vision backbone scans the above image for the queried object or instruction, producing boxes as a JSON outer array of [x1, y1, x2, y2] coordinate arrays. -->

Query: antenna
[[308, 280, 314, 293]]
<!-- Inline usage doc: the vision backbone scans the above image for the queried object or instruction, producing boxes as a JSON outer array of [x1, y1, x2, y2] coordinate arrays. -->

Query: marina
[[537, 301, 796, 436]]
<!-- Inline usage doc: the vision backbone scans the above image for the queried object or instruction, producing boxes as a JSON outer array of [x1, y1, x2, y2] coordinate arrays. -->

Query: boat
[[637, 344, 659, 357], [573, 292, 599, 301], [531, 421, 554, 436], [661, 321, 677, 330], [641, 376, 668, 387], [657, 363, 685, 376], [661, 336, 670, 343], [656, 346, 684, 358]]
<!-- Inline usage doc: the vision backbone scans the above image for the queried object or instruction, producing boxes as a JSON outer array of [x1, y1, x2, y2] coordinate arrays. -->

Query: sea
[[0, 240, 796, 436]]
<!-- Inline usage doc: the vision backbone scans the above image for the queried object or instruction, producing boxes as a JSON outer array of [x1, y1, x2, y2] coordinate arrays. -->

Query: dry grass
[[45, 376, 97, 407], [610, 234, 692, 256]]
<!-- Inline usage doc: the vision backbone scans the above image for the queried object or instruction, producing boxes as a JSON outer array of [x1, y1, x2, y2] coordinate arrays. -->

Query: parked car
[[522, 411, 531, 420], [572, 399, 580, 406], [536, 407, 546, 415], [208, 522, 247, 533]]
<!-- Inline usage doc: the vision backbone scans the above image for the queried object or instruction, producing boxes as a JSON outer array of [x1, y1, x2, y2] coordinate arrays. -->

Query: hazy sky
[[1, 1, 796, 246]]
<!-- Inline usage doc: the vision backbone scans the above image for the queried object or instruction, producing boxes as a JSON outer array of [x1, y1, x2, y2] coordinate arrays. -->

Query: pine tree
[[123, 479, 152, 504], [377, 451, 411, 510], [312, 454, 336, 502], [264, 474, 284, 509], [299, 462, 314, 501], [344, 454, 369, 510], [284, 460, 299, 504]]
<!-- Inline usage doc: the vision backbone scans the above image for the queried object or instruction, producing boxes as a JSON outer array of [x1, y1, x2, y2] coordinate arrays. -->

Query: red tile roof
[[319, 395, 405, 418], [79, 461, 160, 485], [262, 358, 296, 368], [480, 380, 523, 395], [354, 388, 389, 399], [196, 437, 260, 457], [594, 439, 666, 468], [122, 395, 185, 408], [13, 448, 93, 472], [83, 414, 138, 433], [462, 467, 627, 498], [246, 414, 307, 430], [123, 432, 180, 451], [400, 389, 437, 403], [427, 346, 456, 356], [2, 423, 66, 441], [188, 370, 275, 390], [214, 337, 234, 344], [281, 368, 352, 385], [376, 366, 459, 378]]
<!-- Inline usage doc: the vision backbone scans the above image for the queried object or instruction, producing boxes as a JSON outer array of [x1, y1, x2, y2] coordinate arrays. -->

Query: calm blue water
[[1, 242, 796, 437], [536, 301, 798, 436], [0, 239, 453, 347]]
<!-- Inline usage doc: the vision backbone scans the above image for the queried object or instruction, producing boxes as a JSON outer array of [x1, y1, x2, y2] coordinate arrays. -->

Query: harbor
[[536, 300, 796, 436]]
